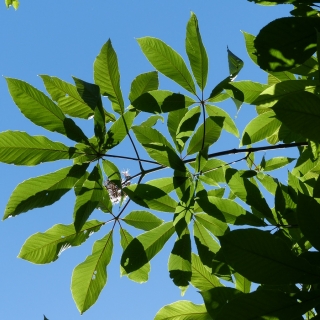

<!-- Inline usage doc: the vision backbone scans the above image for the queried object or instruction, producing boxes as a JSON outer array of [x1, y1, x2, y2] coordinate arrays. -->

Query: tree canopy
[[2, 1, 320, 319]]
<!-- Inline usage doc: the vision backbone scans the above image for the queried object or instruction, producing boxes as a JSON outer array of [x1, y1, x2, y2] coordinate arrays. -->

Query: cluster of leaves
[[3, 1, 320, 318]]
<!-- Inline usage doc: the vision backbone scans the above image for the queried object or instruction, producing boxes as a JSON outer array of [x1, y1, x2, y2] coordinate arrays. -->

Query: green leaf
[[256, 173, 278, 195], [154, 301, 211, 320], [73, 77, 106, 148], [220, 229, 320, 284], [225, 81, 270, 104], [242, 31, 258, 65], [137, 37, 196, 94], [227, 47, 244, 77], [254, 17, 320, 71], [102, 159, 121, 189], [71, 230, 113, 314], [176, 106, 201, 152], [225, 168, 274, 222], [168, 229, 192, 293], [0, 131, 82, 166], [253, 80, 320, 108], [104, 110, 136, 150], [186, 12, 208, 90], [196, 196, 265, 227], [131, 90, 196, 114], [129, 71, 159, 102], [205, 105, 239, 138], [190, 253, 222, 291], [119, 228, 150, 283], [193, 220, 220, 269], [5, 78, 88, 144], [168, 109, 188, 150], [234, 273, 251, 293], [194, 213, 229, 236], [124, 183, 178, 213], [297, 193, 320, 251], [5, 0, 19, 9], [215, 289, 320, 320], [132, 125, 185, 170], [187, 116, 224, 155], [261, 156, 295, 172], [272, 91, 320, 143], [4, 164, 88, 219], [122, 210, 163, 231], [121, 221, 175, 273], [18, 220, 104, 264], [94, 39, 124, 113], [201, 287, 242, 319], [139, 115, 164, 127], [241, 111, 282, 146], [73, 164, 104, 232]]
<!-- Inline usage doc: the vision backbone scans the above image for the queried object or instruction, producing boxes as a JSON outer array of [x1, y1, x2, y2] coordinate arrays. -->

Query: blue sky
[[0, 1, 292, 319]]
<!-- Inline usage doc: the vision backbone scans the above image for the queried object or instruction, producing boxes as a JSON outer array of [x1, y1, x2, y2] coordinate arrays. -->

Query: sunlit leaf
[[119, 228, 150, 283], [122, 210, 163, 231], [18, 220, 104, 264], [73, 164, 104, 232], [4, 164, 88, 219], [129, 71, 159, 102], [5, 0, 19, 9], [71, 231, 113, 314], [5, 78, 88, 143], [186, 12, 208, 90], [121, 222, 175, 273], [154, 301, 211, 320], [0, 131, 82, 166], [94, 39, 124, 113], [137, 37, 196, 94]]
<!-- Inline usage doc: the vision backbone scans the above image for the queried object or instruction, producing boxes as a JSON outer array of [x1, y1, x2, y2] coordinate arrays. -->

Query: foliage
[[3, 2, 320, 319]]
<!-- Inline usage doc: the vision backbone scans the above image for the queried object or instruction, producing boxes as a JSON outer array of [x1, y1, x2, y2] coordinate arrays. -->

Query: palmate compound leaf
[[132, 125, 185, 171], [187, 116, 224, 156], [93, 39, 124, 114], [120, 222, 175, 274], [129, 71, 159, 103], [122, 210, 164, 231], [137, 37, 196, 94], [124, 183, 178, 213], [215, 289, 320, 320], [186, 12, 208, 91], [0, 131, 83, 166], [241, 111, 282, 146], [73, 164, 104, 232], [4, 163, 89, 220], [154, 301, 211, 320], [18, 220, 104, 264], [5, 78, 88, 144], [39, 75, 116, 122], [71, 230, 113, 314], [219, 228, 320, 284], [120, 228, 150, 283], [190, 253, 222, 291]]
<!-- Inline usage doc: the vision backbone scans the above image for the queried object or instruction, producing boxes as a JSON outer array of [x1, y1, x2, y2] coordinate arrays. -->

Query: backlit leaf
[[123, 210, 163, 231], [129, 71, 159, 102]]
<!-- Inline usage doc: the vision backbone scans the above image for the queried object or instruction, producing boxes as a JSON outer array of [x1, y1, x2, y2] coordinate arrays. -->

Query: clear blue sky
[[0, 2, 291, 319]]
